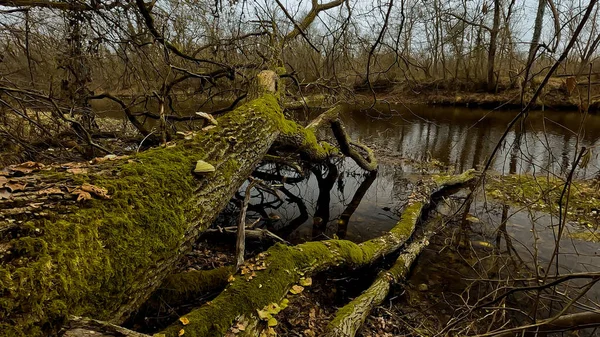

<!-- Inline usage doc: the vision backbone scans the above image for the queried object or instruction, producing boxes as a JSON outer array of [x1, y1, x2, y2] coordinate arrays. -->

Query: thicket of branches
[[1, 0, 600, 164]]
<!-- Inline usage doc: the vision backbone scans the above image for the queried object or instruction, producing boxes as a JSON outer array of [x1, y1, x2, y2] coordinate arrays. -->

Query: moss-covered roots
[[277, 106, 378, 172], [158, 170, 476, 337]]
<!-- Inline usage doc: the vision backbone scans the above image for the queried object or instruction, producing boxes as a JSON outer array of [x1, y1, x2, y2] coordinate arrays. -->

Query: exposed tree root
[[155, 170, 476, 337]]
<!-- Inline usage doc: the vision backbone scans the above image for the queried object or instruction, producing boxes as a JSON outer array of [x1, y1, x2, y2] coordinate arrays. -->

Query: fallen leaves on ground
[[179, 317, 189, 325], [299, 277, 312, 286]]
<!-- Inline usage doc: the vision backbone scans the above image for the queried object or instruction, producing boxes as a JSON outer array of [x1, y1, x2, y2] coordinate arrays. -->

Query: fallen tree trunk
[[0, 71, 347, 336], [0, 70, 379, 336], [156, 170, 476, 337]]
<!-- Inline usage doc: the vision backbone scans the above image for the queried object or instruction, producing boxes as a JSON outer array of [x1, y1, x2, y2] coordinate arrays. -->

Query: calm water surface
[[218, 104, 600, 286]]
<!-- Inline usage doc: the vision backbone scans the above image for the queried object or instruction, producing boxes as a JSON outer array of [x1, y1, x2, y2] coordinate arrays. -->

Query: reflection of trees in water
[[342, 107, 600, 178], [215, 159, 407, 243]]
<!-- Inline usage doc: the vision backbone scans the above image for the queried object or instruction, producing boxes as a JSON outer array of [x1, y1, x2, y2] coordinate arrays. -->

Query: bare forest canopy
[[1, 0, 600, 164]]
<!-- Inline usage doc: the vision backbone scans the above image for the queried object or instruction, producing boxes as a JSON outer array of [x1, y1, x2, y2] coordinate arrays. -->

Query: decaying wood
[[205, 226, 288, 243], [235, 181, 255, 269], [492, 311, 600, 337], [62, 317, 149, 337]]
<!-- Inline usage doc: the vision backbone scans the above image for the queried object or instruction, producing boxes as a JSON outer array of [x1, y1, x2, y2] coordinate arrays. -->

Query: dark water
[[227, 105, 600, 242]]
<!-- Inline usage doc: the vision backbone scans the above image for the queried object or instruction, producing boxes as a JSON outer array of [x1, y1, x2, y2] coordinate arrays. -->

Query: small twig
[[236, 179, 258, 269]]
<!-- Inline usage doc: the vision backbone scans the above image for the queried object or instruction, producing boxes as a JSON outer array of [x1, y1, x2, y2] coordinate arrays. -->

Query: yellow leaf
[[289, 285, 304, 294], [80, 183, 111, 199], [265, 303, 280, 315], [179, 317, 190, 325], [267, 317, 278, 327], [257, 309, 270, 320], [299, 277, 312, 286], [228, 275, 236, 282], [178, 329, 185, 336]]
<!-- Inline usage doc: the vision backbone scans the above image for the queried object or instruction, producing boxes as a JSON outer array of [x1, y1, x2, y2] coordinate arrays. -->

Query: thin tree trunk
[[487, 0, 501, 92]]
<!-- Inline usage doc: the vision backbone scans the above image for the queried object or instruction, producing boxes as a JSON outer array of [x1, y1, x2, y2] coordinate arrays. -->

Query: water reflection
[[337, 105, 600, 178], [215, 159, 418, 244]]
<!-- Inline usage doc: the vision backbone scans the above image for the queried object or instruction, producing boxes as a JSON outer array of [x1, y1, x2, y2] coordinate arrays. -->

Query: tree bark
[[487, 0, 501, 92]]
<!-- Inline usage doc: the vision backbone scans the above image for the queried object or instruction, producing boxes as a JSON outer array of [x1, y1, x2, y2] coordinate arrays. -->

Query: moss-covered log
[[324, 217, 442, 337], [0, 71, 347, 336], [157, 170, 476, 337], [277, 106, 377, 171], [147, 266, 235, 309]]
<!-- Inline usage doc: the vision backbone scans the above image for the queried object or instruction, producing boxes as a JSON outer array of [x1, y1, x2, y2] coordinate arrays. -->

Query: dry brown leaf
[[0, 188, 11, 200], [74, 190, 92, 202], [0, 176, 7, 186], [38, 187, 63, 195], [10, 161, 44, 174], [179, 317, 190, 325], [289, 285, 304, 294], [80, 183, 111, 199], [91, 154, 128, 164], [5, 182, 26, 192], [67, 167, 88, 174]]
